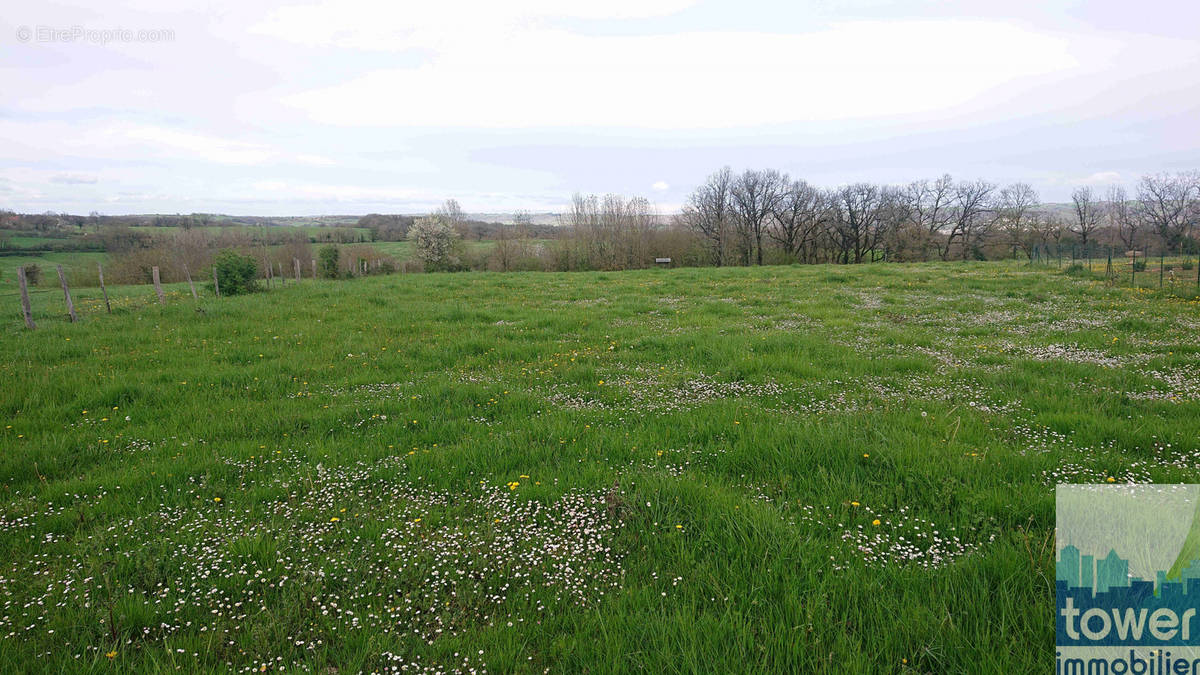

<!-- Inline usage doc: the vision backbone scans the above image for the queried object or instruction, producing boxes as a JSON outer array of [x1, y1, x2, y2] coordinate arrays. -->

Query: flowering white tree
[[408, 215, 463, 271]]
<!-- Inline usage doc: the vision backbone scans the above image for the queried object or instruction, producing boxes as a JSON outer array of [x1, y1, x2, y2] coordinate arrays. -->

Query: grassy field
[[0, 226, 370, 290], [0, 238, 547, 294], [1, 262, 1199, 673]]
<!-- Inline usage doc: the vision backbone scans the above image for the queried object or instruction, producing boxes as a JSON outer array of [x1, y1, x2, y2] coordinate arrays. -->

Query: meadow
[[0, 235, 514, 293], [1, 262, 1199, 673]]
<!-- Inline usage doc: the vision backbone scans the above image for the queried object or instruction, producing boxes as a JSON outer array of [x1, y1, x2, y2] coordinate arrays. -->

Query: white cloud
[[281, 20, 1083, 128], [0, 119, 337, 168], [247, 180, 424, 201], [50, 173, 99, 184], [3, 0, 1199, 213], [251, 0, 699, 51], [245, 179, 479, 208], [1071, 171, 1123, 186], [119, 125, 278, 165]]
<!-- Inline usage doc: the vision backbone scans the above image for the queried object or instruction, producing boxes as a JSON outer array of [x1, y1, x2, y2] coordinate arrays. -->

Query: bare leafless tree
[[904, 174, 956, 260], [876, 187, 912, 261], [997, 183, 1039, 259], [617, 195, 657, 268], [949, 179, 997, 260], [1024, 212, 1058, 256], [730, 169, 788, 265], [679, 167, 734, 266], [1105, 186, 1140, 251], [492, 211, 533, 272], [1069, 186, 1103, 249], [830, 183, 888, 264], [558, 193, 658, 270], [1136, 172, 1198, 253], [768, 179, 826, 262]]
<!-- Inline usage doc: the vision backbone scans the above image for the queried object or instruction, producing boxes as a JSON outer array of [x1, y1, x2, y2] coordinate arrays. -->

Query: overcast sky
[[3, 0, 1198, 215]]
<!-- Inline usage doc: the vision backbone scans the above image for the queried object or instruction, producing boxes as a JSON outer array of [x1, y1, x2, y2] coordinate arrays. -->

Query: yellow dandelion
[[106, 650, 117, 659], [330, 516, 340, 522], [872, 519, 881, 526]]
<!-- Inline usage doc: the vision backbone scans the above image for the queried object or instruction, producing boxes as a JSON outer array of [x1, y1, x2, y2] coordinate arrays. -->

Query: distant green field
[[2, 262, 1199, 672], [0, 251, 108, 288], [123, 225, 372, 239], [0, 237, 425, 293], [4, 235, 61, 248]]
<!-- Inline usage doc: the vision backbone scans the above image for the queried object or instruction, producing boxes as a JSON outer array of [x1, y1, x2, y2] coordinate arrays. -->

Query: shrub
[[318, 245, 340, 279], [408, 216, 465, 272], [340, 244, 397, 276], [211, 250, 259, 295], [21, 264, 41, 285], [1064, 263, 1088, 276], [1182, 261, 1194, 271], [1133, 260, 1147, 271]]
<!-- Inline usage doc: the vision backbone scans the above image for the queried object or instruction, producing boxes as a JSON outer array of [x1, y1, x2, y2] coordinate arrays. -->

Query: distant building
[[1081, 554, 1094, 592], [1057, 545, 1081, 588], [1096, 549, 1128, 593]]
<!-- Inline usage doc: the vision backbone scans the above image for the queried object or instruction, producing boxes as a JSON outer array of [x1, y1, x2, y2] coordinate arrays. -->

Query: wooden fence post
[[183, 263, 198, 301], [97, 263, 111, 313], [213, 268, 221, 297], [277, 262, 285, 286], [17, 266, 36, 330], [56, 265, 77, 322], [264, 258, 272, 289], [151, 266, 165, 305], [294, 258, 301, 282], [311, 259, 317, 279]]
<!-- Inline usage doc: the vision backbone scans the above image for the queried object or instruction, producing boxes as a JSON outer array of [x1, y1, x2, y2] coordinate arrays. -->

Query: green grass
[[0, 251, 109, 290], [2, 261, 1199, 673], [123, 225, 371, 239]]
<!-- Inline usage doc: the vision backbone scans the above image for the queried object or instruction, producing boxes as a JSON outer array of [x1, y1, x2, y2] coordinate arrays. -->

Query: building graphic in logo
[[1057, 485, 1200, 673]]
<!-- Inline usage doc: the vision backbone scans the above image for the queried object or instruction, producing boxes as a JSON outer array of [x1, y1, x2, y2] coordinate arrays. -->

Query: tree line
[[673, 168, 1200, 267], [5, 170, 1197, 284]]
